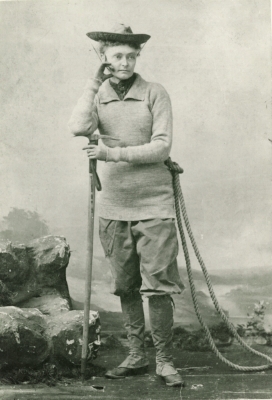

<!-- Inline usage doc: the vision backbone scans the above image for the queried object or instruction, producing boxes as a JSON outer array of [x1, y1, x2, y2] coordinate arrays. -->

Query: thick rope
[[165, 157, 272, 372]]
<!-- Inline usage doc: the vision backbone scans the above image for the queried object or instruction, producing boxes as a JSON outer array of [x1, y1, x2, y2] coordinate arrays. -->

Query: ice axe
[[77, 132, 119, 378]]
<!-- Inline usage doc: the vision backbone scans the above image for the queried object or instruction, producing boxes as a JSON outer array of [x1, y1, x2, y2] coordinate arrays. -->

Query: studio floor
[[1, 345, 272, 400]]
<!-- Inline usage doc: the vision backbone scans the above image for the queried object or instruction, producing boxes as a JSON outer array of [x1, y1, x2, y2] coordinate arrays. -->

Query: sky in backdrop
[[0, 0, 271, 274]]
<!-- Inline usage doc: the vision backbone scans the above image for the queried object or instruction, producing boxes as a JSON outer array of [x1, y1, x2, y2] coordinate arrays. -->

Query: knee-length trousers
[[99, 217, 185, 297]]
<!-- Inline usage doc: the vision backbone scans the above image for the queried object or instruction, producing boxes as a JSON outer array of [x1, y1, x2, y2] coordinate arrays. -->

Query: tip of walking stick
[[81, 358, 87, 381]]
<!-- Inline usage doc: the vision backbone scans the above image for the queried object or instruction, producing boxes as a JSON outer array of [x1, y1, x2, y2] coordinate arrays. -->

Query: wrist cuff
[[106, 147, 128, 163], [86, 78, 101, 94]]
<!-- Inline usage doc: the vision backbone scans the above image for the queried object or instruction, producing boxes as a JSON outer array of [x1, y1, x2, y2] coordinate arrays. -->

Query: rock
[[0, 280, 13, 306], [27, 236, 70, 290], [26, 235, 71, 302], [0, 306, 51, 368], [48, 310, 100, 365], [214, 337, 234, 347], [0, 236, 72, 308], [100, 334, 124, 349], [254, 336, 267, 345], [0, 306, 101, 368], [0, 236, 101, 369], [19, 291, 70, 316], [11, 288, 40, 306], [0, 241, 29, 284]]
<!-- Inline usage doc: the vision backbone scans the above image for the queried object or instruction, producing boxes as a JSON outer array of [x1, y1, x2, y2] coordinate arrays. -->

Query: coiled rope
[[165, 157, 272, 372]]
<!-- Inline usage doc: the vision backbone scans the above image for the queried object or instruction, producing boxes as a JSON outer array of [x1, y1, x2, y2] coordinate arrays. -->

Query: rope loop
[[165, 157, 184, 174], [171, 157, 272, 372]]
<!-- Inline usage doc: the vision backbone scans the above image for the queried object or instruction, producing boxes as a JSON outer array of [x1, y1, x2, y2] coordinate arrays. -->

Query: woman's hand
[[83, 141, 108, 161], [94, 63, 113, 83]]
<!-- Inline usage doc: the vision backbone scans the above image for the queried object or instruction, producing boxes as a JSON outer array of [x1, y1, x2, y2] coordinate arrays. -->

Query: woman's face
[[101, 44, 139, 81]]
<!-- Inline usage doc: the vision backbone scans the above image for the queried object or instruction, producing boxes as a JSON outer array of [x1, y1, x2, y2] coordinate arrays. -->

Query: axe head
[[73, 132, 119, 141]]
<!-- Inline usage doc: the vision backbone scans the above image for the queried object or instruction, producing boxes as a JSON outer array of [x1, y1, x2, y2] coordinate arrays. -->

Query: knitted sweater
[[68, 73, 175, 221]]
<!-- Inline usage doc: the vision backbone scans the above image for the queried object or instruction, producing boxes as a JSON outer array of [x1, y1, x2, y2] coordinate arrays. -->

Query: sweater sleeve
[[68, 79, 101, 136], [106, 83, 173, 164]]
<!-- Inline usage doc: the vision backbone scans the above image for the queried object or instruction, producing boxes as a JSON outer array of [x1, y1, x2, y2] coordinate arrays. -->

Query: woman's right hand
[[94, 63, 113, 83]]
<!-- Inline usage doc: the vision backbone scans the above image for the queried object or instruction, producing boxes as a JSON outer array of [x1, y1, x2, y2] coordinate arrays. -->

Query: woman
[[68, 23, 185, 387]]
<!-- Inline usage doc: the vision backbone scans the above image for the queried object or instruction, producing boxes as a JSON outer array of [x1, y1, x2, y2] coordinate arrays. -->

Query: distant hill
[[179, 266, 272, 288], [67, 254, 272, 289], [67, 255, 111, 281], [67, 256, 272, 331]]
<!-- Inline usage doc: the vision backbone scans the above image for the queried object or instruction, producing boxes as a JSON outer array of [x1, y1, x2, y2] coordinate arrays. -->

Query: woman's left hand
[[83, 141, 108, 161]]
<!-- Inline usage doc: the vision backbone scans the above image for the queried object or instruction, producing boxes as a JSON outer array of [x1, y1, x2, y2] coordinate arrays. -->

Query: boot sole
[[160, 375, 185, 387], [166, 380, 184, 387]]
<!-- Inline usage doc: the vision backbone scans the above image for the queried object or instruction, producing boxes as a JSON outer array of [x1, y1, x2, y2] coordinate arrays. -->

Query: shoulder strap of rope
[[165, 157, 272, 372]]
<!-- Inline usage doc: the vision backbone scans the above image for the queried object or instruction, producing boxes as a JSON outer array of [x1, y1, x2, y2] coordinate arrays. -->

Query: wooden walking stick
[[81, 134, 99, 379], [80, 133, 118, 379]]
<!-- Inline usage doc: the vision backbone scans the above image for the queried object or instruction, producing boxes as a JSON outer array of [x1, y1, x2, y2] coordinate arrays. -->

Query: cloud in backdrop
[[0, 0, 271, 275]]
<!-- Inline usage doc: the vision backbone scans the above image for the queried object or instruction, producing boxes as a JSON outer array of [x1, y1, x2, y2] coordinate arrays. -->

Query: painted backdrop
[[0, 0, 271, 319]]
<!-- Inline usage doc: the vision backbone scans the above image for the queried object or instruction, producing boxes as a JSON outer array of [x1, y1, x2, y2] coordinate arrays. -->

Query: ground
[[1, 344, 272, 400]]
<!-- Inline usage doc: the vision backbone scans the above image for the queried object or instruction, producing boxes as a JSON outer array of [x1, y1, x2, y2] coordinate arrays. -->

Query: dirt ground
[[1, 344, 272, 400]]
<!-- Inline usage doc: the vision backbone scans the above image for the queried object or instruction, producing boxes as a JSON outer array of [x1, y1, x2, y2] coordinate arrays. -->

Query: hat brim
[[86, 31, 150, 45]]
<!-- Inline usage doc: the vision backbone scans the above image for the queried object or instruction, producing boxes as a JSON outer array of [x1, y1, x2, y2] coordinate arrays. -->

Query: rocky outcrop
[[0, 306, 50, 368], [48, 310, 99, 365], [0, 236, 100, 369], [0, 236, 71, 306], [20, 290, 71, 316]]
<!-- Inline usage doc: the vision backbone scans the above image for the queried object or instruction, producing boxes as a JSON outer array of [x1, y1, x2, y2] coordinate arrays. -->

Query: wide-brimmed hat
[[86, 23, 150, 45]]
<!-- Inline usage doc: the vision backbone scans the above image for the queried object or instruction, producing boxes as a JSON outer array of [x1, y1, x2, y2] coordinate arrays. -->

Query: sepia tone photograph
[[0, 0, 271, 399]]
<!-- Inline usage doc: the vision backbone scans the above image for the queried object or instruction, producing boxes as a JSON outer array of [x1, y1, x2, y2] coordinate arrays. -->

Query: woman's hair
[[98, 40, 141, 55]]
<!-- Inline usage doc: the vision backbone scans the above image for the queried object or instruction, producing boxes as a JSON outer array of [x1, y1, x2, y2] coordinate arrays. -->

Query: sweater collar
[[98, 73, 147, 104], [109, 73, 136, 100]]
